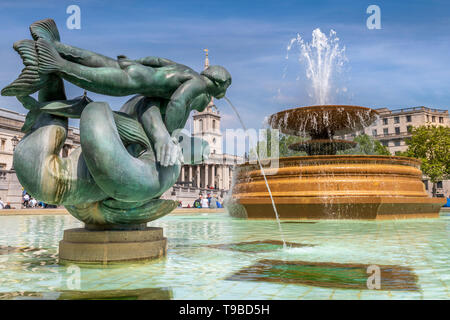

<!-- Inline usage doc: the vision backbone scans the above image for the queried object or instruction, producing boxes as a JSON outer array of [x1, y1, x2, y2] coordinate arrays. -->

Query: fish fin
[[113, 112, 152, 150], [21, 110, 42, 133], [29, 18, 60, 42], [1, 40, 48, 96], [17, 96, 41, 111], [36, 39, 64, 74]]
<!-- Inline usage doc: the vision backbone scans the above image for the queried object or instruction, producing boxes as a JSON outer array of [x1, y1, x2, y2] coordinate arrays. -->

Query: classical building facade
[[340, 106, 449, 198], [364, 107, 449, 154]]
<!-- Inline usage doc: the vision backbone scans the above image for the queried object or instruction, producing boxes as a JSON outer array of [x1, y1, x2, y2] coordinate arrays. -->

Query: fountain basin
[[268, 105, 378, 136], [230, 155, 445, 220]]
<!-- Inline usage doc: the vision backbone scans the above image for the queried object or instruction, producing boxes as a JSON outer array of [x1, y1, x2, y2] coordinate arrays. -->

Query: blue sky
[[0, 0, 449, 131]]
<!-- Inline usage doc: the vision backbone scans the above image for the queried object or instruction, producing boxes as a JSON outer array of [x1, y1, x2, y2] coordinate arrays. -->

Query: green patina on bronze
[[1, 18, 231, 227]]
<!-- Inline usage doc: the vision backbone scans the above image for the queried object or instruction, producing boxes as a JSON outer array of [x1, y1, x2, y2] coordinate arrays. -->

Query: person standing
[[209, 195, 218, 209], [23, 193, 30, 208], [0, 197, 4, 210], [193, 195, 202, 209], [201, 194, 209, 208]]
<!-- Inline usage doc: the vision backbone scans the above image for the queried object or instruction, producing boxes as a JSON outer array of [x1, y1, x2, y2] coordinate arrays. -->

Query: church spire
[[203, 48, 214, 108], [204, 48, 209, 70]]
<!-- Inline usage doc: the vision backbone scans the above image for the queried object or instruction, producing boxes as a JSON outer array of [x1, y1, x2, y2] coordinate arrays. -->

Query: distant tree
[[400, 125, 450, 196], [250, 129, 307, 159], [338, 134, 391, 155]]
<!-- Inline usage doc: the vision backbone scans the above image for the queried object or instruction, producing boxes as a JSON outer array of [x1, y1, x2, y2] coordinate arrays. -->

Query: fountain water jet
[[286, 29, 347, 105]]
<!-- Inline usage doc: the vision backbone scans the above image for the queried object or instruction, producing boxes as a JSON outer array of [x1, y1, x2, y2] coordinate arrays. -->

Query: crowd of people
[[2, 189, 224, 210], [21, 190, 56, 209], [191, 194, 223, 209]]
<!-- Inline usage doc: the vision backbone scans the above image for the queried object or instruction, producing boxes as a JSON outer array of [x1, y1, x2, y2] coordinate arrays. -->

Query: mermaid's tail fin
[[36, 39, 65, 74], [1, 40, 49, 96], [30, 18, 60, 42]]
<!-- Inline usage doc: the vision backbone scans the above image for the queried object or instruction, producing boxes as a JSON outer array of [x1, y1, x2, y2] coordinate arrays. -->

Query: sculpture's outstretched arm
[[164, 79, 210, 133], [138, 105, 183, 167]]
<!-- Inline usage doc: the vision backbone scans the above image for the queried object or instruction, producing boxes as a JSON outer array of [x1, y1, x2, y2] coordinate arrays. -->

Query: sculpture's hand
[[155, 136, 184, 167]]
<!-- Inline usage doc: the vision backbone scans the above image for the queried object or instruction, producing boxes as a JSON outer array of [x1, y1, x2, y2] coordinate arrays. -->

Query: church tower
[[192, 49, 223, 155]]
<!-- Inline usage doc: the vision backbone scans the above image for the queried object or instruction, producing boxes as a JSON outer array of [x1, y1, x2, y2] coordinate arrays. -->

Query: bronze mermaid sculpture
[[1, 18, 231, 228]]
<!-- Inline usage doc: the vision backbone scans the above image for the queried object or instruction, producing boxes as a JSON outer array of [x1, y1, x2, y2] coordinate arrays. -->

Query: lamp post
[[11, 136, 19, 170]]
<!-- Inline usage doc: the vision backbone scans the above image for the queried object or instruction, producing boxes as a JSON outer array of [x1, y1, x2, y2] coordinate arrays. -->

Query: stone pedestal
[[58, 227, 167, 264]]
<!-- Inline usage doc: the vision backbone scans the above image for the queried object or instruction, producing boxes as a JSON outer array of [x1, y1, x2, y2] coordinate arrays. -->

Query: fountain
[[229, 29, 445, 220], [230, 104, 445, 219]]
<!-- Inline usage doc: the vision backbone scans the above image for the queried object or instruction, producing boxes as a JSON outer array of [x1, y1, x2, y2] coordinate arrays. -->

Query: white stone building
[[340, 106, 449, 198]]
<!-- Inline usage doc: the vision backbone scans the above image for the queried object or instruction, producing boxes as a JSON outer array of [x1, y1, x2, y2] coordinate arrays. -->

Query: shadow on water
[[0, 287, 173, 300], [226, 259, 419, 291]]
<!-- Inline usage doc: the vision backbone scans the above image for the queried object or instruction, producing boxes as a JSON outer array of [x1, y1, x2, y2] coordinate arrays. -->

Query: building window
[[423, 180, 428, 190], [406, 115, 412, 122], [383, 118, 388, 125], [372, 129, 377, 136], [439, 117, 444, 123], [0, 163, 6, 169], [395, 127, 400, 134], [432, 116, 435, 122], [437, 181, 443, 189], [394, 116, 400, 124], [426, 115, 429, 122], [383, 128, 389, 135], [199, 119, 203, 132], [213, 120, 216, 130], [382, 141, 388, 146], [394, 139, 401, 146], [407, 125, 413, 133], [0, 139, 5, 151]]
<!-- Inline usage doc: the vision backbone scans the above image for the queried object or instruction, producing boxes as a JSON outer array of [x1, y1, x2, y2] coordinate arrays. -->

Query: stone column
[[218, 165, 222, 190], [196, 166, 201, 188], [181, 166, 185, 183], [211, 165, 215, 188], [221, 166, 225, 190], [224, 165, 229, 191], [189, 166, 192, 181], [204, 164, 209, 188]]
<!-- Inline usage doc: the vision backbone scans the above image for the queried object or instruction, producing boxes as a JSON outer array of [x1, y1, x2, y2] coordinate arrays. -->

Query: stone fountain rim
[[270, 104, 379, 115], [268, 105, 379, 135], [237, 154, 421, 167]]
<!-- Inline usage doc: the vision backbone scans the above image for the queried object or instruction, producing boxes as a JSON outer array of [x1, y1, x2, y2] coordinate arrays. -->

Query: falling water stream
[[224, 96, 287, 249]]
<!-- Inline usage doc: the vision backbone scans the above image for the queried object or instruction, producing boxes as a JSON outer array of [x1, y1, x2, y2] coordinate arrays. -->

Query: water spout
[[224, 96, 286, 249]]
